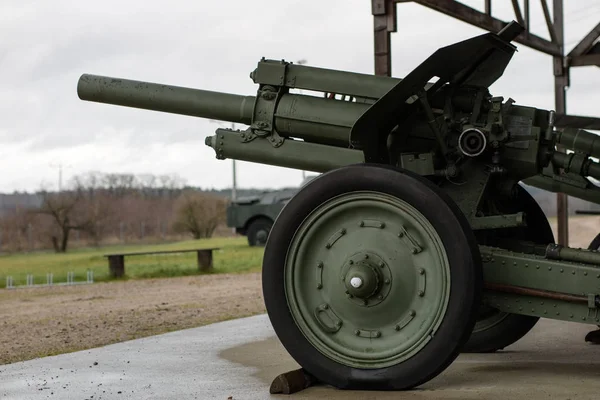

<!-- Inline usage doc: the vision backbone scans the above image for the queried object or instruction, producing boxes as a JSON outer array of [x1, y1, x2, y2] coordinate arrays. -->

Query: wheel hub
[[341, 252, 390, 306]]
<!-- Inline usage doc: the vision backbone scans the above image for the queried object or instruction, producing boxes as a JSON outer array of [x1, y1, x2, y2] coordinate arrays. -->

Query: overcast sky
[[1, 0, 598, 193]]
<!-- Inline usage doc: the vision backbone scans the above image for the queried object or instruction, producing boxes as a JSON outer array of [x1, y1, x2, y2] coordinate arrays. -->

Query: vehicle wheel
[[589, 233, 600, 251], [262, 164, 482, 390], [246, 218, 272, 247], [463, 185, 555, 353]]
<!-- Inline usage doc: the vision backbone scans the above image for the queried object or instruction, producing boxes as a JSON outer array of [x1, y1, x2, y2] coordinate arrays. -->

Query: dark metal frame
[[371, 0, 600, 246]]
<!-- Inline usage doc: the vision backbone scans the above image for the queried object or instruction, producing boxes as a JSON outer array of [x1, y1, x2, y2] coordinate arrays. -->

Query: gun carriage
[[77, 22, 600, 390]]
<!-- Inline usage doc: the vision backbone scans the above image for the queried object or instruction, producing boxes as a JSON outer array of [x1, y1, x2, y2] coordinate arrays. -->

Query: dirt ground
[[0, 272, 265, 365], [1, 216, 598, 366]]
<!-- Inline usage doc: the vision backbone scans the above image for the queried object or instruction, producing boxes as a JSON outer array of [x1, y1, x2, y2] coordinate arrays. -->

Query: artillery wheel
[[590, 233, 600, 251], [464, 185, 555, 353], [262, 164, 482, 390], [247, 217, 272, 247]]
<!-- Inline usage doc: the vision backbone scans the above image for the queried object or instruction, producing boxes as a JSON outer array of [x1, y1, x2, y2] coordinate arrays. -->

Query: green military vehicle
[[227, 176, 316, 246]]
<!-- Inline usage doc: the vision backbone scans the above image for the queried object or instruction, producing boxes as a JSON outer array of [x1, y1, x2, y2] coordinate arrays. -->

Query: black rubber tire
[[246, 218, 272, 247], [463, 185, 555, 353], [589, 233, 600, 250], [262, 164, 482, 390]]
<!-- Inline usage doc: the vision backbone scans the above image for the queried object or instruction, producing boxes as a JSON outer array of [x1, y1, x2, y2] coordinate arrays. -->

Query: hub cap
[[284, 191, 451, 369]]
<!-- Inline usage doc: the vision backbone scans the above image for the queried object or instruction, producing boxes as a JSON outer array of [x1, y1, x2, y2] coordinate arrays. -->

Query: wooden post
[[197, 250, 213, 272], [108, 255, 125, 278]]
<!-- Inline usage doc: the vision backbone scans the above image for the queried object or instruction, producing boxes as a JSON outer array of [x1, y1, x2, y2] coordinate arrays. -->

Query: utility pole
[[49, 162, 71, 192]]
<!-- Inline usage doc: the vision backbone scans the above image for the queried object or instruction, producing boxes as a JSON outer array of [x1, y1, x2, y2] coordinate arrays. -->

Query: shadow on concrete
[[219, 324, 600, 399]]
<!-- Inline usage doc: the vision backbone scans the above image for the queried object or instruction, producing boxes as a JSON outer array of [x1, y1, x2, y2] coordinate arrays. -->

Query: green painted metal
[[77, 20, 600, 388], [483, 292, 599, 325], [207, 129, 364, 173], [77, 74, 255, 125], [480, 245, 600, 298], [284, 191, 450, 368], [226, 187, 297, 244]]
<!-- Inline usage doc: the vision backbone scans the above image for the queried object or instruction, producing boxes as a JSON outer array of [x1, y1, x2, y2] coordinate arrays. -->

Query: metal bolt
[[349, 260, 354, 265], [374, 331, 381, 338], [341, 228, 347, 235], [536, 265, 540, 269], [379, 223, 385, 229], [323, 304, 329, 310], [317, 261, 323, 268], [359, 221, 364, 227], [418, 268, 425, 275], [418, 290, 425, 297], [572, 271, 576, 275], [326, 243, 331, 249], [364, 254, 369, 259], [379, 262, 385, 268], [398, 232, 404, 238], [335, 321, 341, 327], [548, 267, 552, 271], [350, 277, 363, 288], [584, 272, 588, 276], [384, 279, 390, 284], [363, 299, 368, 306], [412, 249, 418, 254], [317, 284, 323, 289], [347, 294, 353, 299], [395, 325, 400, 331], [561, 269, 564, 273], [377, 295, 383, 300], [410, 310, 416, 317], [354, 330, 360, 336]]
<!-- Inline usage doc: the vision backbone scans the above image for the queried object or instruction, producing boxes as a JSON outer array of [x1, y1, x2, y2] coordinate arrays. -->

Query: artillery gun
[[77, 22, 600, 390]]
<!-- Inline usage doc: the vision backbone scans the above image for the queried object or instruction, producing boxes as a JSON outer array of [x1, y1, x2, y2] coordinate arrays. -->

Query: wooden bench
[[103, 248, 220, 278]]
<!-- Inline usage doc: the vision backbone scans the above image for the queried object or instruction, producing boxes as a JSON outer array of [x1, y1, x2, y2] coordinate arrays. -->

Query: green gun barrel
[[556, 127, 600, 159], [77, 73, 370, 147], [77, 74, 255, 125]]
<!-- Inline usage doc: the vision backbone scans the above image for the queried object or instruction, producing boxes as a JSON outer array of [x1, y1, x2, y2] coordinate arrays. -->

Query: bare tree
[[172, 191, 226, 239], [37, 184, 93, 253]]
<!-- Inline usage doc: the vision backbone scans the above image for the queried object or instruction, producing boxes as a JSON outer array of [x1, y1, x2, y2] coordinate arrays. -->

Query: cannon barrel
[[556, 127, 600, 160], [77, 73, 371, 147], [77, 74, 256, 125]]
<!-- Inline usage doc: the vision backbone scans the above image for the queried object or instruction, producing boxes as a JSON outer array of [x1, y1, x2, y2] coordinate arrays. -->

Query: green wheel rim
[[284, 191, 451, 369]]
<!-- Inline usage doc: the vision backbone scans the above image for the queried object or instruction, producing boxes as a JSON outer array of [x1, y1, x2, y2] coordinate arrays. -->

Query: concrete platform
[[2, 314, 600, 399]]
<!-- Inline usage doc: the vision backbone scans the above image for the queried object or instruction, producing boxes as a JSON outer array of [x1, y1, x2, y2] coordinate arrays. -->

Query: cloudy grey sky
[[1, 0, 599, 193]]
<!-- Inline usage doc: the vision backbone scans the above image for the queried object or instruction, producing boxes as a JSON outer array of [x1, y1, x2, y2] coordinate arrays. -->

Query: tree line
[[0, 172, 229, 253]]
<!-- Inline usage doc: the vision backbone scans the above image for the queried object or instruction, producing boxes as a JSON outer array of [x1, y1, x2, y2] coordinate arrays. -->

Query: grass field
[[0, 236, 263, 288]]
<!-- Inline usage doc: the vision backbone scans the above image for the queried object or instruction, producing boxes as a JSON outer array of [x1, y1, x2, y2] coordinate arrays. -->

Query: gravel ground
[[1, 216, 597, 365], [0, 272, 265, 365]]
